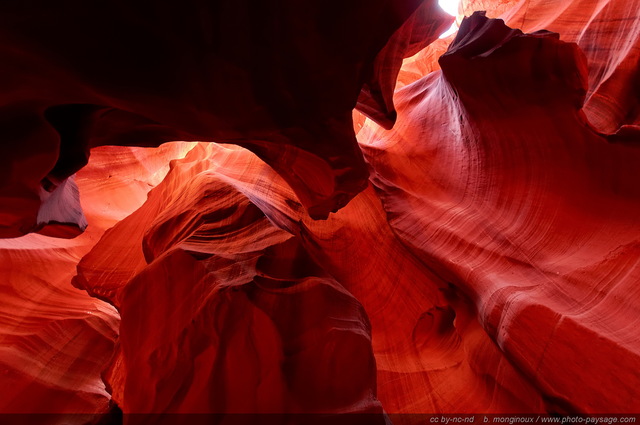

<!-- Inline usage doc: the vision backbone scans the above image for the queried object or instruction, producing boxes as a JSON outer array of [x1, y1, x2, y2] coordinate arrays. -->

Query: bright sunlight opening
[[438, 0, 461, 38]]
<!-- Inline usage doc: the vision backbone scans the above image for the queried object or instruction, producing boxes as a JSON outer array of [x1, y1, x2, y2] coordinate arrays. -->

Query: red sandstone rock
[[358, 10, 640, 413], [0, 0, 449, 228], [0, 144, 190, 416], [73, 144, 386, 420], [75, 142, 548, 415], [1, 0, 639, 420]]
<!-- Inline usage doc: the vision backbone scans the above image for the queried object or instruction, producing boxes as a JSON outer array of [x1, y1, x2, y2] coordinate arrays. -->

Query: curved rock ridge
[[0, 143, 192, 416], [73, 143, 386, 418], [498, 0, 640, 136], [0, 234, 117, 415], [358, 11, 640, 413], [72, 141, 547, 416], [0, 0, 451, 231], [1, 0, 639, 419], [357, 0, 453, 127]]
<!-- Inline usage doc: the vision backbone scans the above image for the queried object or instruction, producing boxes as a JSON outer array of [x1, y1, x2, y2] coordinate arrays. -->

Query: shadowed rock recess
[[1, 0, 639, 423]]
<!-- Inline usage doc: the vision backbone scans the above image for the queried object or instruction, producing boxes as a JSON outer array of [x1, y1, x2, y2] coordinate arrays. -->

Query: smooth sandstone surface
[[0, 0, 639, 420]]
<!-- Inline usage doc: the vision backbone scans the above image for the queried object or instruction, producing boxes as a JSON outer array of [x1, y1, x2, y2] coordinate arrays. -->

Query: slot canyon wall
[[0, 0, 639, 423]]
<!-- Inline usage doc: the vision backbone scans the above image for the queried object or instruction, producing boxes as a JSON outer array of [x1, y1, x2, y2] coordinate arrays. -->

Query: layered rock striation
[[1, 0, 639, 421]]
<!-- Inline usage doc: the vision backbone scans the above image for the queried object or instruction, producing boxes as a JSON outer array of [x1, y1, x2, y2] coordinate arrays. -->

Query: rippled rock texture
[[1, 0, 639, 422]]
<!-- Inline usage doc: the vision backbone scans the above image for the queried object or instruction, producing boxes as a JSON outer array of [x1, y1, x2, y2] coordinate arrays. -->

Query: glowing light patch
[[438, 0, 460, 16], [438, 0, 461, 38]]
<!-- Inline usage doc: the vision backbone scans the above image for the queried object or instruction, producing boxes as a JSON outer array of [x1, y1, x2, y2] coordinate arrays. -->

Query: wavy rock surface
[[0, 144, 192, 416], [74, 144, 387, 420], [73, 141, 543, 417], [0, 0, 450, 228], [359, 11, 640, 413], [0, 0, 639, 420], [499, 0, 640, 136]]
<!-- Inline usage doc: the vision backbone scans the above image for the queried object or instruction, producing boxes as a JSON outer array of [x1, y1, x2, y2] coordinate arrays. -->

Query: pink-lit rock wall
[[1, 0, 639, 422]]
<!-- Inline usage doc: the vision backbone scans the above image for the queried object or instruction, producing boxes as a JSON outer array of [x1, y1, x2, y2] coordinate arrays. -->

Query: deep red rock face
[[1, 0, 640, 421], [0, 0, 451, 226]]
